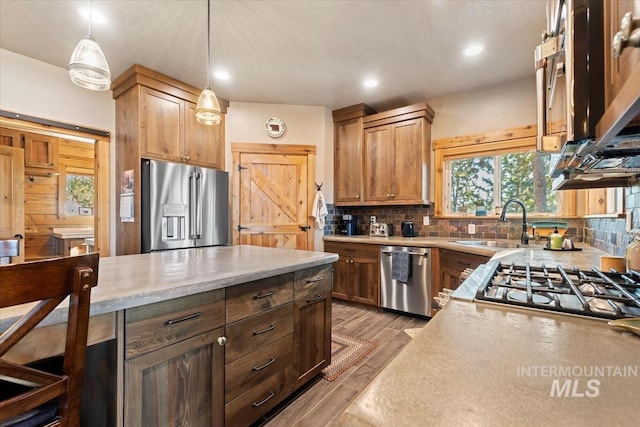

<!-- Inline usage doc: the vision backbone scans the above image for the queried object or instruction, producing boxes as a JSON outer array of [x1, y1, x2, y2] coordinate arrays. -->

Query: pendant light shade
[[68, 0, 111, 91], [69, 35, 111, 91], [195, 0, 221, 126]]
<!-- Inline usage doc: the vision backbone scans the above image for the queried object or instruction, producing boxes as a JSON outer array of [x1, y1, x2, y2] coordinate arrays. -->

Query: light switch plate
[[626, 212, 632, 232], [468, 224, 476, 234], [423, 215, 430, 226]]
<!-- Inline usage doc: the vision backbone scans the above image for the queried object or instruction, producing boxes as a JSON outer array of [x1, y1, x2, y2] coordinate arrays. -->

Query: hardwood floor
[[256, 300, 429, 427]]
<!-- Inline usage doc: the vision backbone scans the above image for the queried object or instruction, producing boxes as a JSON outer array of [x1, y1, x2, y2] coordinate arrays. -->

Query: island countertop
[[339, 299, 640, 426], [0, 245, 338, 331]]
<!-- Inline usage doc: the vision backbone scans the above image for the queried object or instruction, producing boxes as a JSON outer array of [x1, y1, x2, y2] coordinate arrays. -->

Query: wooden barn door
[[232, 143, 315, 250]]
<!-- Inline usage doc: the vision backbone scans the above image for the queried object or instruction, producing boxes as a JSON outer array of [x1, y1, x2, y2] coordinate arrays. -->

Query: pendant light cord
[[88, 0, 93, 36], [206, 0, 211, 88]]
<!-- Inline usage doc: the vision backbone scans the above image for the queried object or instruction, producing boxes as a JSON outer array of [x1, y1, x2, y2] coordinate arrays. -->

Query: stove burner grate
[[475, 262, 640, 319]]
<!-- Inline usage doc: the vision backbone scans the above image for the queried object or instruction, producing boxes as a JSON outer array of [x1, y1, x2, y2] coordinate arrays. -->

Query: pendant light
[[195, 0, 222, 125], [68, 0, 111, 91]]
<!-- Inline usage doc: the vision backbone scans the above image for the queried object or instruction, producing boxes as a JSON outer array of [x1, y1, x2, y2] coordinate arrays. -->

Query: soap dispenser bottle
[[549, 226, 563, 250], [626, 232, 640, 272]]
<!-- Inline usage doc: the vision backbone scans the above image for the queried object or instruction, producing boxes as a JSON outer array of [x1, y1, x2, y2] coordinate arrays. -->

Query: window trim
[[433, 125, 578, 218]]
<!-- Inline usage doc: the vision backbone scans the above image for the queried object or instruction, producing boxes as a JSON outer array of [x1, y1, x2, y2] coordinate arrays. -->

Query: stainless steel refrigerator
[[141, 159, 229, 252]]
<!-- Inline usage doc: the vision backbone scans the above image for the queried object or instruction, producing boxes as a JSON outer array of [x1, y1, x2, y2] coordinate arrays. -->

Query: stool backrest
[[0, 253, 99, 426]]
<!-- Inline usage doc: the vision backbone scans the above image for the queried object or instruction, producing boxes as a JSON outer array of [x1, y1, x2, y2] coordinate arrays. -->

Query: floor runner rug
[[321, 331, 378, 382]]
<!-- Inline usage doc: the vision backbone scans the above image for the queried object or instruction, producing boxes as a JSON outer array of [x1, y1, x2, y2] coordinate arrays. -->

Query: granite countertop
[[0, 245, 338, 331], [339, 299, 640, 426]]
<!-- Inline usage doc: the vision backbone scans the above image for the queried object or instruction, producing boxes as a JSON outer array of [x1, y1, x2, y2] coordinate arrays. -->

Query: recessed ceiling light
[[78, 8, 108, 25], [463, 44, 484, 56], [214, 70, 230, 80], [363, 78, 378, 88]]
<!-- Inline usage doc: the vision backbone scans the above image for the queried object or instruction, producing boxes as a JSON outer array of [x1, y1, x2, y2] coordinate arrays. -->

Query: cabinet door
[[0, 127, 21, 147], [604, 0, 640, 108], [351, 254, 380, 306], [185, 102, 224, 169], [294, 290, 331, 388], [124, 328, 224, 426], [331, 257, 351, 301], [334, 118, 364, 205], [392, 119, 423, 202], [364, 125, 393, 202], [24, 132, 58, 170], [140, 86, 184, 162]]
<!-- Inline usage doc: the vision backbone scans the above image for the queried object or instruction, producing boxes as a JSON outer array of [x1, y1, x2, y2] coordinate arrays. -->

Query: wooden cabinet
[[324, 241, 379, 306], [363, 103, 434, 206], [332, 104, 375, 206], [364, 118, 426, 204], [23, 132, 58, 171], [112, 64, 228, 254], [598, 0, 640, 138], [123, 289, 226, 426], [224, 273, 295, 427], [0, 127, 21, 147], [433, 249, 489, 310], [293, 266, 332, 388]]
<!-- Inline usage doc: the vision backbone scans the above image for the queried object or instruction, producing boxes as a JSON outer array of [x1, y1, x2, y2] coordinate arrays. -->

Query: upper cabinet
[[598, 0, 640, 139], [363, 103, 434, 206], [113, 64, 227, 170], [23, 132, 59, 172], [333, 102, 434, 206], [112, 64, 228, 255], [332, 104, 376, 206]]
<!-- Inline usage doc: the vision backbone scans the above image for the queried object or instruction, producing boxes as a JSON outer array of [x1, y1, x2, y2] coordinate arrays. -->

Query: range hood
[[535, 0, 640, 189]]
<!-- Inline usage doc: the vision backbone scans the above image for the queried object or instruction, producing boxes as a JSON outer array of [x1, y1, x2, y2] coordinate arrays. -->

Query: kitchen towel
[[312, 190, 329, 230], [391, 250, 411, 283]]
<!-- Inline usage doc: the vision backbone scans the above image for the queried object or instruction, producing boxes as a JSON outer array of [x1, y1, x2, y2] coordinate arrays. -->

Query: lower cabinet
[[324, 241, 379, 306], [124, 328, 225, 426], [434, 249, 490, 302], [123, 265, 334, 427]]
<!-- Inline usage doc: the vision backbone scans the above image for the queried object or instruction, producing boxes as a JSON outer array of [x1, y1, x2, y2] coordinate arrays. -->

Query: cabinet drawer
[[225, 303, 293, 363], [124, 289, 225, 359], [294, 265, 332, 300], [225, 334, 293, 403], [324, 241, 379, 259], [226, 274, 294, 323], [225, 367, 292, 427]]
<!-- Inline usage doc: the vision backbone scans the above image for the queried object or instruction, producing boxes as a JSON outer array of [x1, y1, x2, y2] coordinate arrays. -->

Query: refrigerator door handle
[[188, 171, 196, 240], [195, 171, 201, 239]]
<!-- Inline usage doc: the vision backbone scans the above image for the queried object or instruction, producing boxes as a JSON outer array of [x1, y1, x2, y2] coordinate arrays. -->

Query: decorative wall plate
[[265, 117, 286, 138]]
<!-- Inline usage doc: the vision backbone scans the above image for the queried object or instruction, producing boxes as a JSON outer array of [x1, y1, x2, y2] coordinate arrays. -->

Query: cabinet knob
[[613, 12, 640, 58], [390, 193, 395, 199], [217, 336, 227, 346], [185, 155, 191, 161], [355, 195, 360, 199]]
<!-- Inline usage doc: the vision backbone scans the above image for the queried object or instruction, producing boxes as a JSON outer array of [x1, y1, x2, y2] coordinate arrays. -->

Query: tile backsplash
[[326, 178, 640, 257]]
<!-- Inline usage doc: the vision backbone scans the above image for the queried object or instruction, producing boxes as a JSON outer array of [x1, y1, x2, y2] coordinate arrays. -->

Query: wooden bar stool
[[0, 253, 99, 426]]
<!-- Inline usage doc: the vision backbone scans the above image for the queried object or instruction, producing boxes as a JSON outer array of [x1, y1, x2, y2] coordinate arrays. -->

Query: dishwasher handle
[[381, 249, 428, 256]]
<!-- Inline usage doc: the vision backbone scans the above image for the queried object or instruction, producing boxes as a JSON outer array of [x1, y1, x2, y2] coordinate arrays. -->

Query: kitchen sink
[[452, 240, 522, 249]]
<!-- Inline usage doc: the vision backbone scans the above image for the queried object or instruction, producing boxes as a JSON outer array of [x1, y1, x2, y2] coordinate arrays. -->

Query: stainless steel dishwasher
[[380, 246, 431, 317]]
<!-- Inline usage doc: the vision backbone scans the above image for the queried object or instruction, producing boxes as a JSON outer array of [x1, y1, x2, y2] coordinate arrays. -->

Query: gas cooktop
[[475, 263, 640, 320]]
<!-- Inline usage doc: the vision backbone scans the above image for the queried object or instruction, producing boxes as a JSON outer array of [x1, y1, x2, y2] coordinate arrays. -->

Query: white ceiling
[[0, 0, 546, 112]]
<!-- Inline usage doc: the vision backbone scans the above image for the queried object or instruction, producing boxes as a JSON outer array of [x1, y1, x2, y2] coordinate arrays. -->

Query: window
[[446, 150, 558, 215], [64, 173, 94, 216]]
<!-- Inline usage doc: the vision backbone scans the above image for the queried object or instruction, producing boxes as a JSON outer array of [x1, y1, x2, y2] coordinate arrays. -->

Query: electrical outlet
[[370, 216, 376, 224], [468, 224, 476, 234], [626, 212, 633, 232], [423, 215, 430, 226]]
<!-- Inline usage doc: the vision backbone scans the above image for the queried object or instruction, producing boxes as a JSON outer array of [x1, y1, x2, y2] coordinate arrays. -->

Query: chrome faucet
[[499, 198, 529, 245]]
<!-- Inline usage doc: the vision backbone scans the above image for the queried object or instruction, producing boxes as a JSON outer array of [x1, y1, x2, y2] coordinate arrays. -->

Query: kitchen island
[[2, 245, 338, 427], [337, 242, 640, 426]]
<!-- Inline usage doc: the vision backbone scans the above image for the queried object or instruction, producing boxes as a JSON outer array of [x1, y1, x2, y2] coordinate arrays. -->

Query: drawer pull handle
[[306, 277, 323, 283], [306, 294, 324, 303], [252, 391, 275, 408], [254, 290, 275, 299], [253, 357, 276, 371], [253, 324, 276, 336], [164, 312, 200, 326]]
